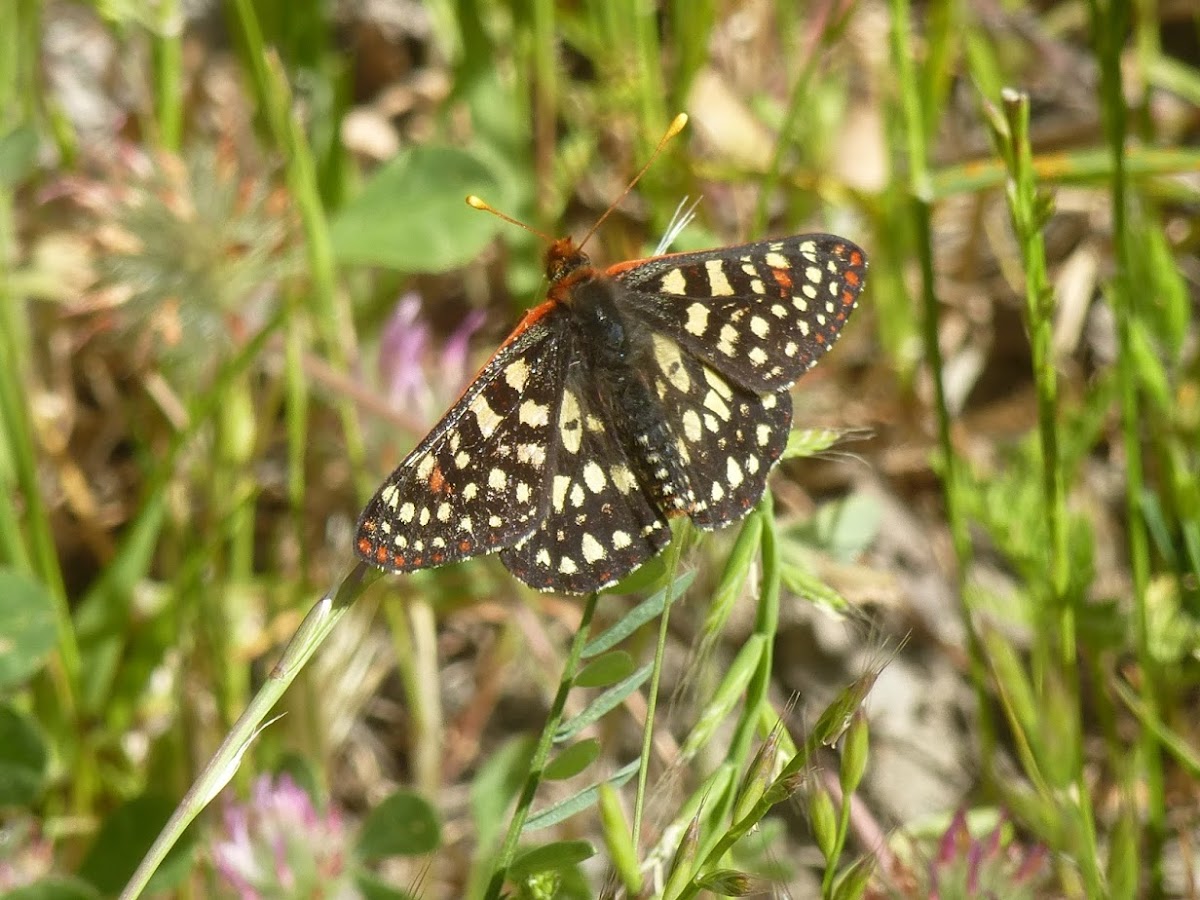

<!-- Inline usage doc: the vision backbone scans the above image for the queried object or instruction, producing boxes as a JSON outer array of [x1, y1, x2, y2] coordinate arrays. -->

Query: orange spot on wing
[[844, 270, 860, 287], [772, 269, 793, 292], [432, 551, 445, 564], [393, 554, 406, 567], [429, 463, 447, 493], [374, 545, 389, 564], [357, 537, 373, 556], [412, 555, 424, 566], [815, 332, 826, 344], [849, 250, 864, 267], [459, 539, 472, 552], [842, 289, 856, 306]]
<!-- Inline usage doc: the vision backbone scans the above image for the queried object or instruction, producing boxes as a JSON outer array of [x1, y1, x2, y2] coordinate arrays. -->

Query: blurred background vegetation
[[2, 0, 1199, 897]]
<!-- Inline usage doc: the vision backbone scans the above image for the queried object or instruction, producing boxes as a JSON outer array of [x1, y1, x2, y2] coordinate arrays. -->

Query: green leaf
[[574, 651, 635, 688], [354, 871, 420, 900], [471, 734, 536, 853], [582, 570, 695, 657], [1, 878, 102, 900], [782, 427, 842, 460], [523, 759, 639, 832], [544, 739, 601, 781], [806, 493, 883, 561], [357, 789, 441, 859], [0, 704, 48, 805], [509, 840, 596, 879], [330, 145, 506, 272], [555, 664, 652, 742], [0, 126, 38, 188], [78, 795, 194, 894], [679, 635, 766, 762], [0, 568, 58, 689]]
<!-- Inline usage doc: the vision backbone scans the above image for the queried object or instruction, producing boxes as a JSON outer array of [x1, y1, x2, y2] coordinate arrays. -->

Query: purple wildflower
[[210, 773, 354, 899], [925, 809, 1048, 900], [378, 292, 487, 424]]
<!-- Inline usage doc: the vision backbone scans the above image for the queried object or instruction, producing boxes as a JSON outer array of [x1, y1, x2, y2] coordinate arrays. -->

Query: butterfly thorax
[[564, 273, 698, 516]]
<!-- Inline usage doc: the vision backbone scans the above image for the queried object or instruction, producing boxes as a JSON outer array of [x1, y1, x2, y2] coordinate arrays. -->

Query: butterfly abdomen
[[566, 276, 698, 517]]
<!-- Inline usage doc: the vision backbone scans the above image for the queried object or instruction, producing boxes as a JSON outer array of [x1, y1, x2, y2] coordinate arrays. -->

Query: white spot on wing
[[583, 461, 607, 493], [581, 533, 605, 563], [661, 268, 687, 295], [519, 399, 550, 427], [504, 357, 530, 391], [473, 395, 503, 439], [684, 302, 709, 336], [726, 457, 744, 488], [560, 390, 583, 454], [706, 258, 734, 296]]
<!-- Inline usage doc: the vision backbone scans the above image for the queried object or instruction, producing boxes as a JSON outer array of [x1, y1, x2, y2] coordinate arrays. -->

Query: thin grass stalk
[[629, 0, 667, 149], [383, 592, 444, 799], [118, 563, 378, 900], [531, 0, 557, 219], [886, 0, 998, 781], [632, 528, 688, 850], [0, 17, 79, 716], [750, 1, 848, 236], [153, 0, 183, 151], [284, 290, 309, 589], [482, 589, 602, 900], [999, 92, 1069, 615], [227, 0, 367, 493], [1088, 0, 1164, 891]]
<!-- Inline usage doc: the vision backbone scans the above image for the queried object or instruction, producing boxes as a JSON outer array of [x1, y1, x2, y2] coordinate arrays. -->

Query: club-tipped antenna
[[578, 113, 689, 250], [465, 113, 689, 251], [465, 194, 556, 243]]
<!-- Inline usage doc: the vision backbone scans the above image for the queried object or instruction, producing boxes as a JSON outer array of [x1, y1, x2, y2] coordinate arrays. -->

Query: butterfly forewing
[[610, 235, 867, 393], [355, 314, 569, 572]]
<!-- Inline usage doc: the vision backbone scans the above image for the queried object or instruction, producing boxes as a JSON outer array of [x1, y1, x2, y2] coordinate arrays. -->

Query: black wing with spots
[[355, 310, 569, 574], [500, 381, 671, 593], [611, 235, 867, 393]]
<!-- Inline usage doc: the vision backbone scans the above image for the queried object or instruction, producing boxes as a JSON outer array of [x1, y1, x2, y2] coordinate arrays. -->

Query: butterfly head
[[544, 237, 592, 285]]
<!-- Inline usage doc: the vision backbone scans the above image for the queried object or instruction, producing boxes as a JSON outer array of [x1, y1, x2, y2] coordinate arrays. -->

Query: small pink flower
[[378, 292, 487, 423], [211, 774, 352, 899]]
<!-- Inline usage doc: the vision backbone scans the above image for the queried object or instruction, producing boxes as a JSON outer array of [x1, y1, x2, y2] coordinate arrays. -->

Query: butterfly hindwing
[[500, 383, 671, 593], [642, 331, 793, 528], [355, 313, 568, 572]]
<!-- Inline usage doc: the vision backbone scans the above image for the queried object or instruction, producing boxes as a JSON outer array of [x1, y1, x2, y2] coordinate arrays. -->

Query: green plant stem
[[1089, 0, 1163, 892], [727, 493, 780, 761], [631, 528, 688, 849], [676, 671, 876, 900], [483, 589, 601, 900], [888, 0, 1000, 810], [119, 563, 378, 900], [750, 0, 850, 235], [384, 593, 443, 799], [227, 0, 367, 495], [153, 0, 183, 151]]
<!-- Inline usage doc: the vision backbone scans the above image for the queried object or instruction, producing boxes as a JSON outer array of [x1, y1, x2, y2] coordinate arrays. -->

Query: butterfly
[[355, 220, 866, 594]]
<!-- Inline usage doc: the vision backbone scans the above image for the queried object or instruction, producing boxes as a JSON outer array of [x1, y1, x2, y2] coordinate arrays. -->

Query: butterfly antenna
[[578, 113, 689, 251], [465, 195, 556, 243]]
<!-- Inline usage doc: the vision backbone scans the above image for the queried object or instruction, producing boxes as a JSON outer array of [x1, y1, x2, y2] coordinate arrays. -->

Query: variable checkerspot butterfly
[[356, 115, 867, 593]]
